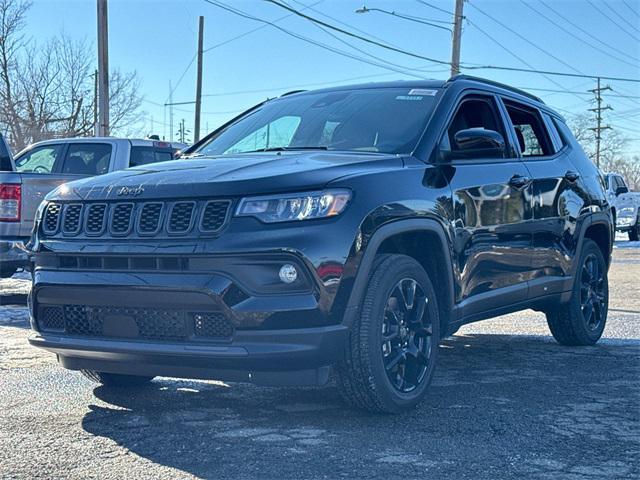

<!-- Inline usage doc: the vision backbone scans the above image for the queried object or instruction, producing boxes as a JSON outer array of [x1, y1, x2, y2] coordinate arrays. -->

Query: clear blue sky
[[25, 0, 640, 153]]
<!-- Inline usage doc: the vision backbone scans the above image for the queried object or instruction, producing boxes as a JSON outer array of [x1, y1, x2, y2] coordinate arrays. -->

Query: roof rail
[[447, 75, 544, 104], [280, 90, 306, 97]]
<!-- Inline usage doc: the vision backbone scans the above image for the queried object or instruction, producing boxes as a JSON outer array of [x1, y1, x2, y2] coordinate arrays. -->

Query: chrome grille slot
[[138, 202, 163, 234], [62, 204, 83, 235], [200, 200, 231, 232], [168, 202, 195, 233], [43, 203, 62, 234], [85, 204, 107, 235], [110, 203, 134, 235]]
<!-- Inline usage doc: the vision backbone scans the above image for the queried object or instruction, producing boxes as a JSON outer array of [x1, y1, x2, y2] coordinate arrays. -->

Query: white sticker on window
[[408, 88, 437, 96], [396, 95, 423, 101]]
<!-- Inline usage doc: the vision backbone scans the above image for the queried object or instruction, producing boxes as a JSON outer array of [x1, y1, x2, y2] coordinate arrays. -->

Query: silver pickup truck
[[605, 172, 640, 241], [0, 135, 186, 277]]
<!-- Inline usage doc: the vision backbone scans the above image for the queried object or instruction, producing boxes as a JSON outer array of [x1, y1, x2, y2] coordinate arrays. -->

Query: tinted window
[[60, 143, 112, 175], [195, 87, 440, 156], [446, 97, 505, 158], [129, 147, 174, 167], [504, 102, 553, 157], [15, 144, 64, 173]]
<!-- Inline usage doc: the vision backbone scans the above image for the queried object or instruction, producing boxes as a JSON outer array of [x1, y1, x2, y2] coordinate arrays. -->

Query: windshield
[[194, 87, 440, 156]]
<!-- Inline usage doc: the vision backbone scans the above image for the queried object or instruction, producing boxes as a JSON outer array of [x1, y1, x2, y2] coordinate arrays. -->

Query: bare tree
[[0, 0, 142, 151]]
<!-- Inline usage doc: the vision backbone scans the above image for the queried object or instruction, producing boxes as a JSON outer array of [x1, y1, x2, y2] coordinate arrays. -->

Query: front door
[[443, 94, 534, 318]]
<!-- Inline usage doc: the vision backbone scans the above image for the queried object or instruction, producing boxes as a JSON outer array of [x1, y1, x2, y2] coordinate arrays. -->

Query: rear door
[[443, 93, 534, 318], [500, 98, 583, 298]]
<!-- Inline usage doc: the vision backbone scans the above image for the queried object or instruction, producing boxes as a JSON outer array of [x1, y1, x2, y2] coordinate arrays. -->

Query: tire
[[336, 254, 440, 413], [81, 370, 154, 387], [629, 222, 639, 242], [0, 267, 17, 278], [546, 239, 608, 346]]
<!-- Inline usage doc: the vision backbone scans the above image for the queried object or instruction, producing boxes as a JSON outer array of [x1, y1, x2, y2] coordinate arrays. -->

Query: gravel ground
[[0, 244, 638, 479]]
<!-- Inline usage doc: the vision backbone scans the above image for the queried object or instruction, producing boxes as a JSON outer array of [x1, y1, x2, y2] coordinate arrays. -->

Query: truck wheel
[[546, 239, 608, 346], [81, 370, 154, 387], [336, 254, 439, 413], [629, 223, 639, 242], [0, 267, 17, 278]]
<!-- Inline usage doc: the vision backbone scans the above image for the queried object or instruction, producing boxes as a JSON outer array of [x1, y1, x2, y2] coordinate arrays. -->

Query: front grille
[[193, 312, 235, 338], [110, 203, 134, 235], [41, 199, 231, 239], [168, 202, 195, 233], [37, 304, 234, 342], [62, 204, 83, 234], [201, 201, 230, 232], [43, 203, 62, 234]]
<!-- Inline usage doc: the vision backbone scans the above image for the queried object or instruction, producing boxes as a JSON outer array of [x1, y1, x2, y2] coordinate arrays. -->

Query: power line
[[354, 6, 452, 32], [202, 0, 443, 78], [622, 0, 640, 17], [467, 1, 583, 75], [538, 0, 638, 63], [415, 0, 455, 18], [519, 0, 639, 70], [263, 0, 452, 65], [601, 1, 640, 33], [587, 0, 640, 43]]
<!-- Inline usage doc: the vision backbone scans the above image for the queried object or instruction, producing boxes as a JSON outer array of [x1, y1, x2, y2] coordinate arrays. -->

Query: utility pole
[[93, 69, 98, 136], [169, 81, 174, 141], [97, 0, 109, 136], [194, 16, 204, 143], [450, 0, 465, 77], [588, 77, 612, 169]]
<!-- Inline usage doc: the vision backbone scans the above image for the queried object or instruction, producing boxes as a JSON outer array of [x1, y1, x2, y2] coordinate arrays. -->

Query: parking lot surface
[[1, 243, 639, 479]]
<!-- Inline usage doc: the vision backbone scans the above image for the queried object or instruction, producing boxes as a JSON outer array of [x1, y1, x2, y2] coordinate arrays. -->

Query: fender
[[571, 210, 614, 277], [342, 218, 455, 333]]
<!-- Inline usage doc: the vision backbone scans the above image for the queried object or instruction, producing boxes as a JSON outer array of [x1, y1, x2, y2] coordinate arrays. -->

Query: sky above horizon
[[23, 0, 640, 153]]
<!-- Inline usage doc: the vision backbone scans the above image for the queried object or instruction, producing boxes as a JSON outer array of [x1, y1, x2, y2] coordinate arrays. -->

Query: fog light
[[279, 264, 298, 284]]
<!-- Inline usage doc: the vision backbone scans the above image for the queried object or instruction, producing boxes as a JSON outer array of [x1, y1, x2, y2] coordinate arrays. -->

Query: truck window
[[15, 145, 64, 173], [446, 97, 506, 158], [129, 147, 174, 167], [61, 144, 112, 175], [503, 101, 553, 157]]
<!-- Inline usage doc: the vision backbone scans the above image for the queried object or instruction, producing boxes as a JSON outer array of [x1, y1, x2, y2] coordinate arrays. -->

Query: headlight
[[618, 207, 635, 217], [236, 189, 351, 223]]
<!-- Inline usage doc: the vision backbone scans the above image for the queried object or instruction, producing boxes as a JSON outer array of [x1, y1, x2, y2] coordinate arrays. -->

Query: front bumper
[[29, 261, 350, 385]]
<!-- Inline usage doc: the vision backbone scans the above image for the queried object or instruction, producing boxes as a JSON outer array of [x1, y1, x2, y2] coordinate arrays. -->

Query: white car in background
[[605, 172, 640, 241]]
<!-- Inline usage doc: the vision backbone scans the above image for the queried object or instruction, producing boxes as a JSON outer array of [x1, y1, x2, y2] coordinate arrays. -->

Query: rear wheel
[[546, 239, 608, 346], [336, 254, 439, 413], [81, 370, 154, 387]]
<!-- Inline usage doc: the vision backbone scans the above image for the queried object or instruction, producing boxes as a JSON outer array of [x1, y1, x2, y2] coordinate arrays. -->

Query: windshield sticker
[[408, 88, 438, 96]]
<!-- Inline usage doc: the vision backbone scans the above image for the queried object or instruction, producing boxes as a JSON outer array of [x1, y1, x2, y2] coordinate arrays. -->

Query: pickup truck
[[605, 172, 640, 241], [0, 136, 186, 277]]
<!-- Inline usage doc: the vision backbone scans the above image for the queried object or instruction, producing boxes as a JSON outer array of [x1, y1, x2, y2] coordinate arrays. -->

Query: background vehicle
[[0, 137, 185, 277], [604, 173, 640, 241], [27, 76, 612, 413]]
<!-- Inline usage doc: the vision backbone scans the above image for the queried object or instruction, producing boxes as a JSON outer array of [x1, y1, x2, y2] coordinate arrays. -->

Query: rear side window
[[15, 144, 64, 173], [129, 147, 174, 167], [61, 143, 112, 175], [503, 101, 553, 157]]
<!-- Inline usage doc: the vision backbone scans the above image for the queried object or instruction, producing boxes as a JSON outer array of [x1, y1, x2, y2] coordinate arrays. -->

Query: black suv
[[28, 76, 612, 413]]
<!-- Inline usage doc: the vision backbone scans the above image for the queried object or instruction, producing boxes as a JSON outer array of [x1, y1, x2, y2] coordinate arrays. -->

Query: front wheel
[[336, 254, 439, 413], [81, 370, 154, 387], [546, 239, 608, 346], [629, 222, 639, 242]]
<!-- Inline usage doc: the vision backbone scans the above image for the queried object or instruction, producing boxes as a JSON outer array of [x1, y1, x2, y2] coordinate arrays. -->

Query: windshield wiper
[[241, 146, 328, 153]]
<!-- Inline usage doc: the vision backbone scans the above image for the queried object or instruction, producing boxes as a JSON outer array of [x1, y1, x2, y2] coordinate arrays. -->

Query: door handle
[[564, 170, 580, 182], [509, 174, 531, 189]]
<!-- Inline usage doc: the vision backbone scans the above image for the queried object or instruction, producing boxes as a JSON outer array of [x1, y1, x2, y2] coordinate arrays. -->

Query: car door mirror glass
[[449, 128, 505, 160]]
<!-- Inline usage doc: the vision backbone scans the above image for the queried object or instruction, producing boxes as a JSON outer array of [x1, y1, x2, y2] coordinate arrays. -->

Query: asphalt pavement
[[1, 242, 638, 479]]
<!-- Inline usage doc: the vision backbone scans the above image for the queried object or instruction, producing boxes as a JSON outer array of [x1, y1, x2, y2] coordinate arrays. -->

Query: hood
[[48, 151, 403, 202]]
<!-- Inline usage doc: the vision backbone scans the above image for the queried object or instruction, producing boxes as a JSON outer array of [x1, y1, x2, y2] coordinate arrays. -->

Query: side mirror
[[615, 185, 629, 196], [446, 129, 506, 160]]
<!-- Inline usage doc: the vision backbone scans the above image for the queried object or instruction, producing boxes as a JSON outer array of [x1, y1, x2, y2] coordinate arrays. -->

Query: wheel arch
[[344, 219, 455, 337]]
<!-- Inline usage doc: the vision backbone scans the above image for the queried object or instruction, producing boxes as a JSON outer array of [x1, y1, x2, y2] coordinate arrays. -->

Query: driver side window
[[14, 144, 63, 174], [446, 97, 504, 158]]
